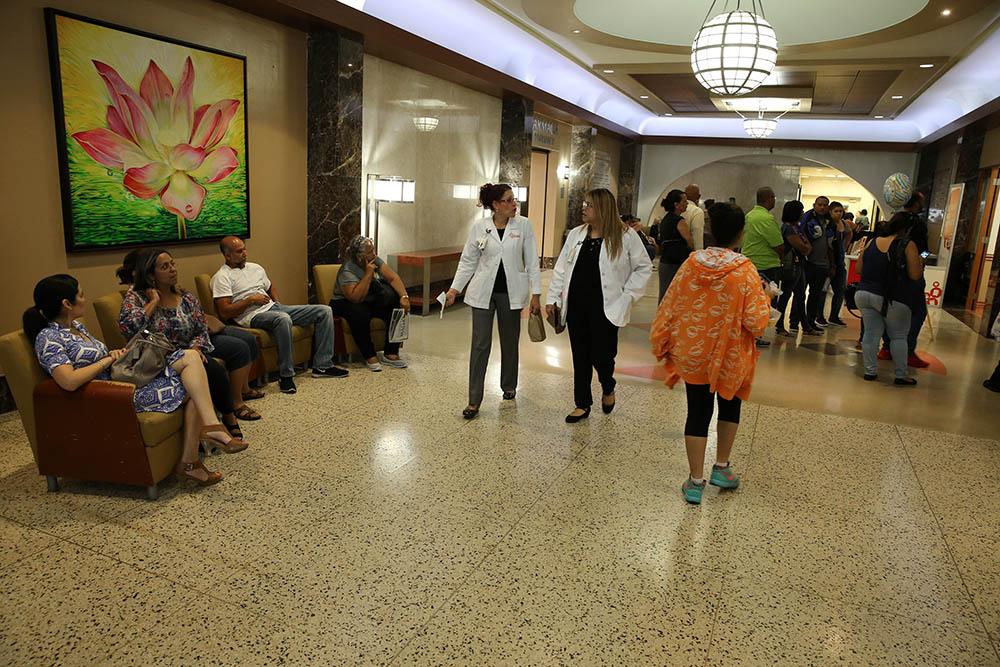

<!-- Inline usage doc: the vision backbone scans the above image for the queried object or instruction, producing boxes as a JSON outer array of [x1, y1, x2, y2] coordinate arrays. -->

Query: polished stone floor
[[1, 272, 998, 665]]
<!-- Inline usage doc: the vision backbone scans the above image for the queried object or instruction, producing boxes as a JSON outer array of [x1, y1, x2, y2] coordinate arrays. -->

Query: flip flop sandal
[[242, 389, 265, 401], [233, 405, 262, 421]]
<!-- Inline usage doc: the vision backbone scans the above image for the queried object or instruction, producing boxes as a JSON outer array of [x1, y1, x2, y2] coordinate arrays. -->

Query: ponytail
[[23, 274, 79, 343]]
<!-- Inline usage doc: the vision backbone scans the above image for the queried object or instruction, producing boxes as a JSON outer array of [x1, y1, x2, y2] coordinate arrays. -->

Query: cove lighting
[[334, 0, 366, 9], [718, 97, 809, 113]]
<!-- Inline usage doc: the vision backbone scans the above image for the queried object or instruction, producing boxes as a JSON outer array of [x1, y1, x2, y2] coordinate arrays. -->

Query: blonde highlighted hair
[[586, 188, 625, 260]]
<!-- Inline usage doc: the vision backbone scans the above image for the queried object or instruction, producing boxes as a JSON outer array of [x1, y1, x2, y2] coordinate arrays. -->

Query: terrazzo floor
[[1, 272, 999, 665]]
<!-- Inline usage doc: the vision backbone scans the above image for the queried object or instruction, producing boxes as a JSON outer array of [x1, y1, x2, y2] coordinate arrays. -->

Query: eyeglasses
[[582, 201, 593, 209], [499, 198, 517, 204]]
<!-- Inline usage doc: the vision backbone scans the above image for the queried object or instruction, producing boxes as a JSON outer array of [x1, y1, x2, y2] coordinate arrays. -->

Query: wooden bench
[[391, 246, 464, 316]]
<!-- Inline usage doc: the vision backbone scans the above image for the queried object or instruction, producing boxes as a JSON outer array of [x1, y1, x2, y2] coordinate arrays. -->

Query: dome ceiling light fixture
[[736, 103, 791, 139], [413, 116, 439, 132], [691, 0, 778, 97]]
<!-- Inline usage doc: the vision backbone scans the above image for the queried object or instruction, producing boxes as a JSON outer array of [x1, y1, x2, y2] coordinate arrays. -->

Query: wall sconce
[[515, 186, 528, 202], [366, 174, 415, 252], [557, 164, 570, 180], [413, 116, 439, 132]]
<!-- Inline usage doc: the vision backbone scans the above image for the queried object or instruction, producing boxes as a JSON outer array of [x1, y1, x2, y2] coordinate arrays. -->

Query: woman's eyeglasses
[[582, 201, 592, 209]]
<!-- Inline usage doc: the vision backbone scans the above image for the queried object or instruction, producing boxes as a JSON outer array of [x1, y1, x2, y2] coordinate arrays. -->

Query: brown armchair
[[193, 274, 314, 379], [0, 328, 184, 500], [312, 264, 387, 357]]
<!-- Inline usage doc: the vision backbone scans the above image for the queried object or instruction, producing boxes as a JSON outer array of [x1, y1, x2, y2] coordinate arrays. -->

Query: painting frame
[[44, 7, 251, 252]]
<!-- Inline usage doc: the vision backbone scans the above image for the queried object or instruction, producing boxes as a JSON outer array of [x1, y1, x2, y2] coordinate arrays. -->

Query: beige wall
[[0, 0, 307, 340], [362, 55, 501, 285], [800, 176, 879, 212]]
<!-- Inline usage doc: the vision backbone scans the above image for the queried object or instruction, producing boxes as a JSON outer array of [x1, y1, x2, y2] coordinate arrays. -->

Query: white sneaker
[[366, 360, 382, 372], [378, 352, 408, 369]]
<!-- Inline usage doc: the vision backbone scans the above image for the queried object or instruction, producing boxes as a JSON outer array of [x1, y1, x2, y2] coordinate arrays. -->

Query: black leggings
[[203, 355, 234, 416], [684, 383, 741, 437]]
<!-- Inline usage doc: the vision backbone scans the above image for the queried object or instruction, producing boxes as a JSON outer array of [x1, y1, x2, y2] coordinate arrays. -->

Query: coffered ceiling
[[484, 0, 1000, 121]]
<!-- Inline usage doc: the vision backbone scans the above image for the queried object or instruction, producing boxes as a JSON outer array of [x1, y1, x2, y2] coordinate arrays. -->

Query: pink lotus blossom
[[72, 58, 240, 228]]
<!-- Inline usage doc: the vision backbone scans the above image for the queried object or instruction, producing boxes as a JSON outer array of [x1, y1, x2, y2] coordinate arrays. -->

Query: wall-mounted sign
[[531, 116, 558, 149]]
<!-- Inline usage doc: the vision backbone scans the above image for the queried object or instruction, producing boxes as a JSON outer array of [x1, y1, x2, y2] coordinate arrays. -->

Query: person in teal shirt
[[740, 187, 784, 347]]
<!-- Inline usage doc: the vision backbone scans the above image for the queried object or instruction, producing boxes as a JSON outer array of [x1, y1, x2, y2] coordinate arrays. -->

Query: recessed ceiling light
[[891, 95, 903, 99], [874, 115, 884, 119], [919, 63, 934, 68], [639, 95, 649, 99], [572, 29, 581, 34], [602, 69, 615, 73], [941, 9, 951, 16], [663, 113, 672, 116]]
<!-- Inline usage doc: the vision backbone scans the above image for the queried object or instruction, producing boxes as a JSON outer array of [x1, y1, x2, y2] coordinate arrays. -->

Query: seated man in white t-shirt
[[211, 236, 348, 394]]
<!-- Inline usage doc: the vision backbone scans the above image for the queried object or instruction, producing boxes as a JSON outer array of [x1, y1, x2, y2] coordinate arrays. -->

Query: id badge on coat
[[476, 236, 488, 250], [568, 242, 582, 263]]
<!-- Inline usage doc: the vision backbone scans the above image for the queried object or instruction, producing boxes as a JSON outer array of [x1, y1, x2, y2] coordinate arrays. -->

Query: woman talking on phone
[[445, 183, 542, 419]]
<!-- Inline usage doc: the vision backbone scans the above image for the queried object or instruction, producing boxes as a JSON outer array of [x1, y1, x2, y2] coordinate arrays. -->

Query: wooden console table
[[392, 246, 464, 315]]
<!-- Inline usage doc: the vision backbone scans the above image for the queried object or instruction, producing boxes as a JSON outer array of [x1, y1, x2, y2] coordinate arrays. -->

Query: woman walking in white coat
[[546, 188, 652, 423], [446, 183, 542, 419]]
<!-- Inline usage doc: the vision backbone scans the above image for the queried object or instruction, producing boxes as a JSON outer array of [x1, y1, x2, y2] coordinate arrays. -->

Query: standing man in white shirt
[[684, 184, 706, 251], [211, 236, 348, 394]]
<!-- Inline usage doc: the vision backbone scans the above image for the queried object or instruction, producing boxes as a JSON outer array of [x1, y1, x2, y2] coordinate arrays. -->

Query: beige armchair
[[193, 274, 313, 379], [312, 263, 387, 357], [92, 290, 128, 350], [0, 327, 183, 500]]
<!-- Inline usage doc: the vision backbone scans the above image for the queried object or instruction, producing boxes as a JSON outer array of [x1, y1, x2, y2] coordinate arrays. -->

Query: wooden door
[[965, 167, 1000, 311]]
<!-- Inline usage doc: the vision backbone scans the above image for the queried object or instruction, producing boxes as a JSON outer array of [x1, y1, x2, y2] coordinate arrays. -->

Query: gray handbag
[[110, 329, 176, 389]]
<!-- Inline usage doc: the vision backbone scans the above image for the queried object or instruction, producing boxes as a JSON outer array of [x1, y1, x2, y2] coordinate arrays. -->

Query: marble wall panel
[[618, 142, 642, 217], [500, 94, 534, 218], [566, 126, 596, 234], [307, 30, 363, 299], [944, 119, 988, 304], [362, 55, 501, 285]]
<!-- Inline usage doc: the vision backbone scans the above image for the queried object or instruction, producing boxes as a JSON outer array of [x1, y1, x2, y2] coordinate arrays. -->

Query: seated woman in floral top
[[119, 249, 252, 444], [24, 274, 236, 485]]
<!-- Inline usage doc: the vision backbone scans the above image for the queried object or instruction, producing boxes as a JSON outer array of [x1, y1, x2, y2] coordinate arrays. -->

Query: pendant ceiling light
[[691, 1, 778, 96], [413, 116, 439, 132], [742, 116, 777, 139]]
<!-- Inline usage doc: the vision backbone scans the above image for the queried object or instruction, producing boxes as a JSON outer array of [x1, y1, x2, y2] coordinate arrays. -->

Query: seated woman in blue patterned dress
[[24, 274, 232, 486], [119, 249, 252, 445]]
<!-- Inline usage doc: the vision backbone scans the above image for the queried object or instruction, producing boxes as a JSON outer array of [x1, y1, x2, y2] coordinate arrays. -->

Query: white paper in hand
[[436, 292, 448, 319]]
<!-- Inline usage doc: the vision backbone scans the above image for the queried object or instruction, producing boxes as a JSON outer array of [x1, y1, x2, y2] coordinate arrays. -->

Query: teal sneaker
[[682, 477, 706, 504], [709, 464, 740, 490]]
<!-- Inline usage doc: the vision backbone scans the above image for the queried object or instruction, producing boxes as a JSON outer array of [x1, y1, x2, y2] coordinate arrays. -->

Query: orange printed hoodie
[[650, 247, 771, 401]]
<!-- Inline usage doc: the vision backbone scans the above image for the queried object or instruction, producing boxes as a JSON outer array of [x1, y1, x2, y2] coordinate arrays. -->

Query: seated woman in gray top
[[329, 235, 410, 372]]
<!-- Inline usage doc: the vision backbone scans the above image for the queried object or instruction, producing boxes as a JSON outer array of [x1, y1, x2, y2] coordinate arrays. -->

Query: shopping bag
[[388, 308, 409, 343]]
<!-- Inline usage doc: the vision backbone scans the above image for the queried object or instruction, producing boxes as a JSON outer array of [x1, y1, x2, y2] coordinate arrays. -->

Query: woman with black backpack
[[854, 212, 923, 385], [657, 189, 695, 303]]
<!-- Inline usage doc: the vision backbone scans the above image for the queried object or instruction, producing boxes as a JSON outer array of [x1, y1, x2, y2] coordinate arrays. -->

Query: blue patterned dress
[[34, 320, 186, 414]]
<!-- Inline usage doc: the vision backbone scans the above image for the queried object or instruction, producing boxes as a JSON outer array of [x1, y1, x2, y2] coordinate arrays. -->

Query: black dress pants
[[329, 298, 400, 359], [804, 263, 829, 328], [567, 299, 618, 409]]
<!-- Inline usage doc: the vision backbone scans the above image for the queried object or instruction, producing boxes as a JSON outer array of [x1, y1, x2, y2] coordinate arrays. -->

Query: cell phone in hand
[[920, 251, 930, 259]]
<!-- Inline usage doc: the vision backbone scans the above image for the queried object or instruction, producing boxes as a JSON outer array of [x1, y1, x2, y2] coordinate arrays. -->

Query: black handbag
[[110, 329, 175, 389], [364, 279, 397, 308], [844, 282, 862, 318]]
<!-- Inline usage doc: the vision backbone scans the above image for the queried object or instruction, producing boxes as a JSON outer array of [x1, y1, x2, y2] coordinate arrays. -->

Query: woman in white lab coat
[[545, 188, 652, 423], [446, 183, 542, 419]]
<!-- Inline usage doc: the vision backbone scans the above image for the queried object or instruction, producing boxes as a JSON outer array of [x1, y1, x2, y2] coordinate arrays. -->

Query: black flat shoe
[[502, 391, 516, 400], [863, 374, 877, 381], [462, 407, 480, 420], [894, 378, 917, 386], [565, 407, 590, 423], [601, 393, 615, 414], [984, 380, 1000, 393]]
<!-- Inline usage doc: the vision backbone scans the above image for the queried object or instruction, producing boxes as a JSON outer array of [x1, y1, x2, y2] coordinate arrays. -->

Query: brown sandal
[[175, 459, 222, 486], [242, 388, 265, 401], [233, 405, 261, 421], [200, 424, 248, 455]]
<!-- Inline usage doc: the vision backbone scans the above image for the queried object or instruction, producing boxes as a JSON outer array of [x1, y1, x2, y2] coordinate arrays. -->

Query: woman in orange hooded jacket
[[650, 202, 772, 504]]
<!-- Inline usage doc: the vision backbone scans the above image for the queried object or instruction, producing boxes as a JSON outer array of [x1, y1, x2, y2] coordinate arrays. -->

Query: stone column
[[499, 94, 533, 217], [306, 30, 363, 300], [617, 142, 642, 217], [565, 125, 596, 233]]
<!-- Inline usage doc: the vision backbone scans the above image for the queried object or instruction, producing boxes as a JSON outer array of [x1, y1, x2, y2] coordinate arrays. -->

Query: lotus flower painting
[[46, 10, 249, 251]]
